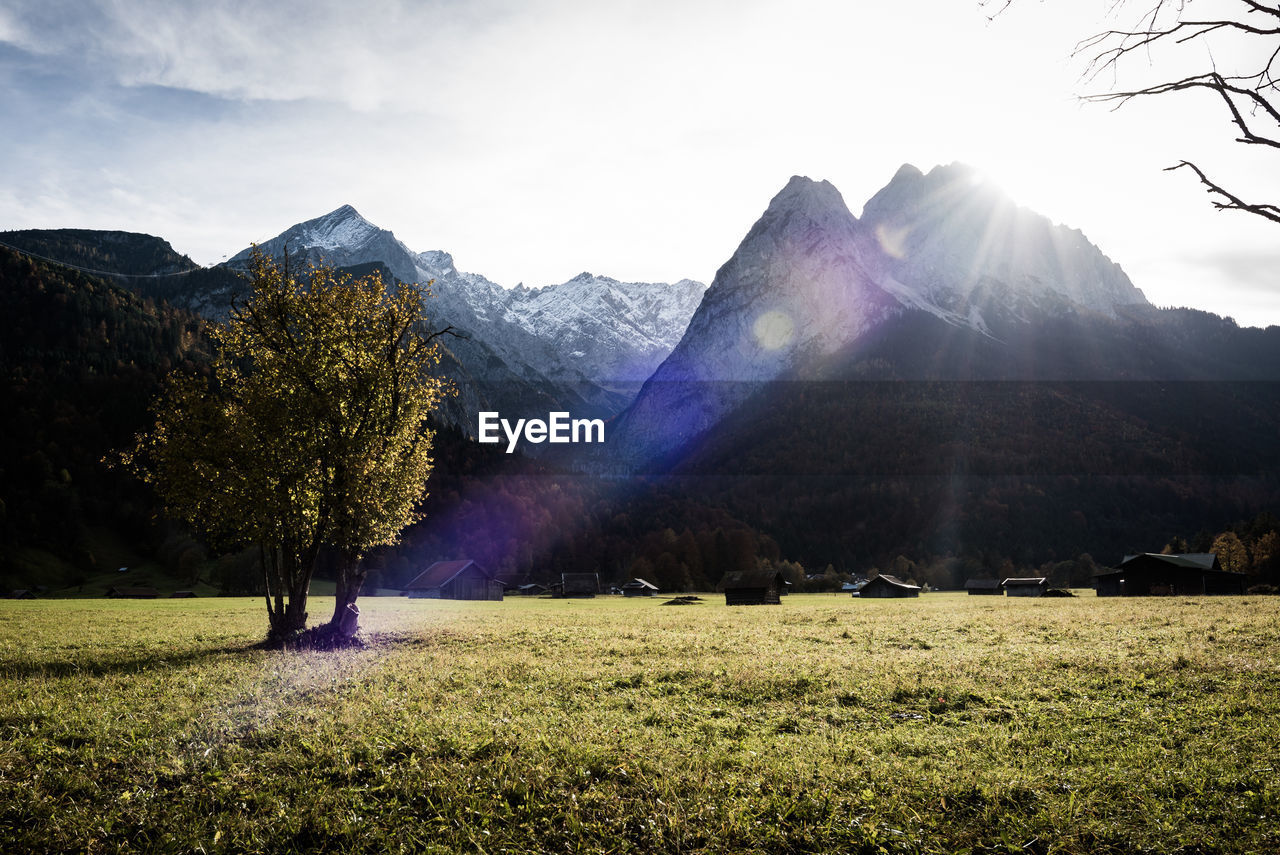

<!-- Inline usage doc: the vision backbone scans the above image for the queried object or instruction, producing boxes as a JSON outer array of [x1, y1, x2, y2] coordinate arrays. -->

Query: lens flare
[[752, 310, 794, 351], [874, 223, 911, 260]]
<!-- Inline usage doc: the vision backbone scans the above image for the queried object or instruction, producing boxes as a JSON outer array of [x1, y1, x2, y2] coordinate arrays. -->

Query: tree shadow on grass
[[0, 622, 461, 680], [0, 640, 264, 680]]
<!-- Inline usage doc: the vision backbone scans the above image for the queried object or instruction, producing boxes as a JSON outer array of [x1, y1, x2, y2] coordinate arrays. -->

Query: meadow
[[0, 593, 1277, 854]]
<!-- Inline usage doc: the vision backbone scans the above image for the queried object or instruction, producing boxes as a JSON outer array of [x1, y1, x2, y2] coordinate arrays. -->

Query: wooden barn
[[621, 578, 659, 597], [559, 572, 600, 598], [859, 574, 920, 598], [964, 579, 1002, 596], [169, 591, 197, 598], [516, 583, 547, 597], [721, 570, 784, 605], [1094, 553, 1246, 597], [404, 560, 503, 601], [1002, 577, 1047, 597]]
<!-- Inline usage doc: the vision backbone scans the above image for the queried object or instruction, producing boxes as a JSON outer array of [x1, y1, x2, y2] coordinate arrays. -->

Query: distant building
[[7, 589, 35, 599], [559, 572, 600, 598], [516, 583, 548, 597], [403, 560, 503, 601], [105, 586, 159, 599], [1094, 553, 1246, 597], [621, 578, 659, 597], [964, 578, 1002, 596], [859, 574, 920, 598], [721, 570, 784, 605], [169, 591, 198, 598], [1002, 577, 1048, 597]]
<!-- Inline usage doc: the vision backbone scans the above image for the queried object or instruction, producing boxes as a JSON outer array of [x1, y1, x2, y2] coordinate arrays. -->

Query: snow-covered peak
[[226, 203, 423, 283], [415, 249, 458, 280], [291, 204, 381, 251], [494, 272, 707, 387]]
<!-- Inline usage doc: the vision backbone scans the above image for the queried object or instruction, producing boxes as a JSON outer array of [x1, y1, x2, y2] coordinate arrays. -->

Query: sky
[[1, 0, 1278, 327]]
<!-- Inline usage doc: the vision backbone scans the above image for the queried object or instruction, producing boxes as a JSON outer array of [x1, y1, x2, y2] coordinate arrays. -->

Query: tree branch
[[1166, 160, 1280, 223], [1082, 72, 1280, 150]]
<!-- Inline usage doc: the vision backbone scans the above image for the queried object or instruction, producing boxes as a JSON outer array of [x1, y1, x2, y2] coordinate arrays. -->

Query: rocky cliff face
[[610, 164, 1154, 466], [859, 163, 1148, 320]]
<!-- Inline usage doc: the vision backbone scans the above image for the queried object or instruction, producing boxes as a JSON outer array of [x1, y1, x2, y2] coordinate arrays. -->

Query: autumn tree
[[126, 250, 450, 643], [985, 0, 1280, 224], [1212, 530, 1250, 573]]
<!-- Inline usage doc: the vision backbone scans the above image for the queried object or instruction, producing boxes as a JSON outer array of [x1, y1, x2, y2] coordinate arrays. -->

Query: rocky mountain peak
[[859, 162, 1148, 315], [226, 204, 421, 284], [758, 175, 856, 228], [415, 249, 457, 280]]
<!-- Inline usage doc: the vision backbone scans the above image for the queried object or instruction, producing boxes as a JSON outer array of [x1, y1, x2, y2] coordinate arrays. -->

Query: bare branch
[[1083, 72, 1280, 150], [1240, 1, 1280, 20], [979, 0, 1015, 22], [996, 0, 1280, 227], [423, 324, 467, 344], [1166, 160, 1280, 223], [1077, 19, 1280, 85]]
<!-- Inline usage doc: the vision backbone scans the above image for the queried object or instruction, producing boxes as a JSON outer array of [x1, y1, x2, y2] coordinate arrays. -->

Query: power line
[[0, 238, 221, 279]]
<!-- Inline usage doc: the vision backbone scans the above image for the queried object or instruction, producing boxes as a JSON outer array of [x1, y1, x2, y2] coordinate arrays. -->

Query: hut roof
[[622, 578, 658, 591], [1114, 553, 1220, 572], [1001, 577, 1047, 586], [873, 574, 920, 591], [721, 570, 783, 588], [1093, 552, 1248, 582], [965, 578, 1001, 590], [404, 560, 489, 590]]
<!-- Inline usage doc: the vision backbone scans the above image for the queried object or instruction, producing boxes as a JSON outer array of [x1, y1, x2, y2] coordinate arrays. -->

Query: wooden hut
[[516, 583, 547, 597], [560, 572, 600, 598], [1001, 577, 1048, 597], [1094, 553, 1245, 597], [621, 578, 659, 597], [964, 578, 1002, 596], [858, 574, 920, 598], [169, 591, 197, 598], [7, 589, 35, 599], [721, 570, 783, 605], [404, 560, 503, 601]]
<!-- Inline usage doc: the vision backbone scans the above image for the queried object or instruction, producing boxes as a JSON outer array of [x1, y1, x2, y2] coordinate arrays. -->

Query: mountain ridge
[[607, 164, 1242, 467]]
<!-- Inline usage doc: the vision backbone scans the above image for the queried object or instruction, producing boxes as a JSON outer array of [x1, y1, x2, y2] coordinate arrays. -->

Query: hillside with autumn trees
[[0, 246, 214, 587]]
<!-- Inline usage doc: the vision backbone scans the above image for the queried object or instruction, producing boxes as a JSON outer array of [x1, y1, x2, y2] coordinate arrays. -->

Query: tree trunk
[[328, 550, 366, 639], [268, 596, 309, 640], [265, 546, 311, 642]]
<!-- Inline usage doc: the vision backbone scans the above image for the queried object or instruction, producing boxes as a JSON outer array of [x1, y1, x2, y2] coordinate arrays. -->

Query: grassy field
[[1, 593, 1277, 854]]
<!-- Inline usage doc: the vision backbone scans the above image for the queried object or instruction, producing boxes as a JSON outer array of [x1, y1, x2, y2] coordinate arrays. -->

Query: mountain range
[[3, 161, 1279, 590], [220, 205, 707, 423], [610, 163, 1183, 465]]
